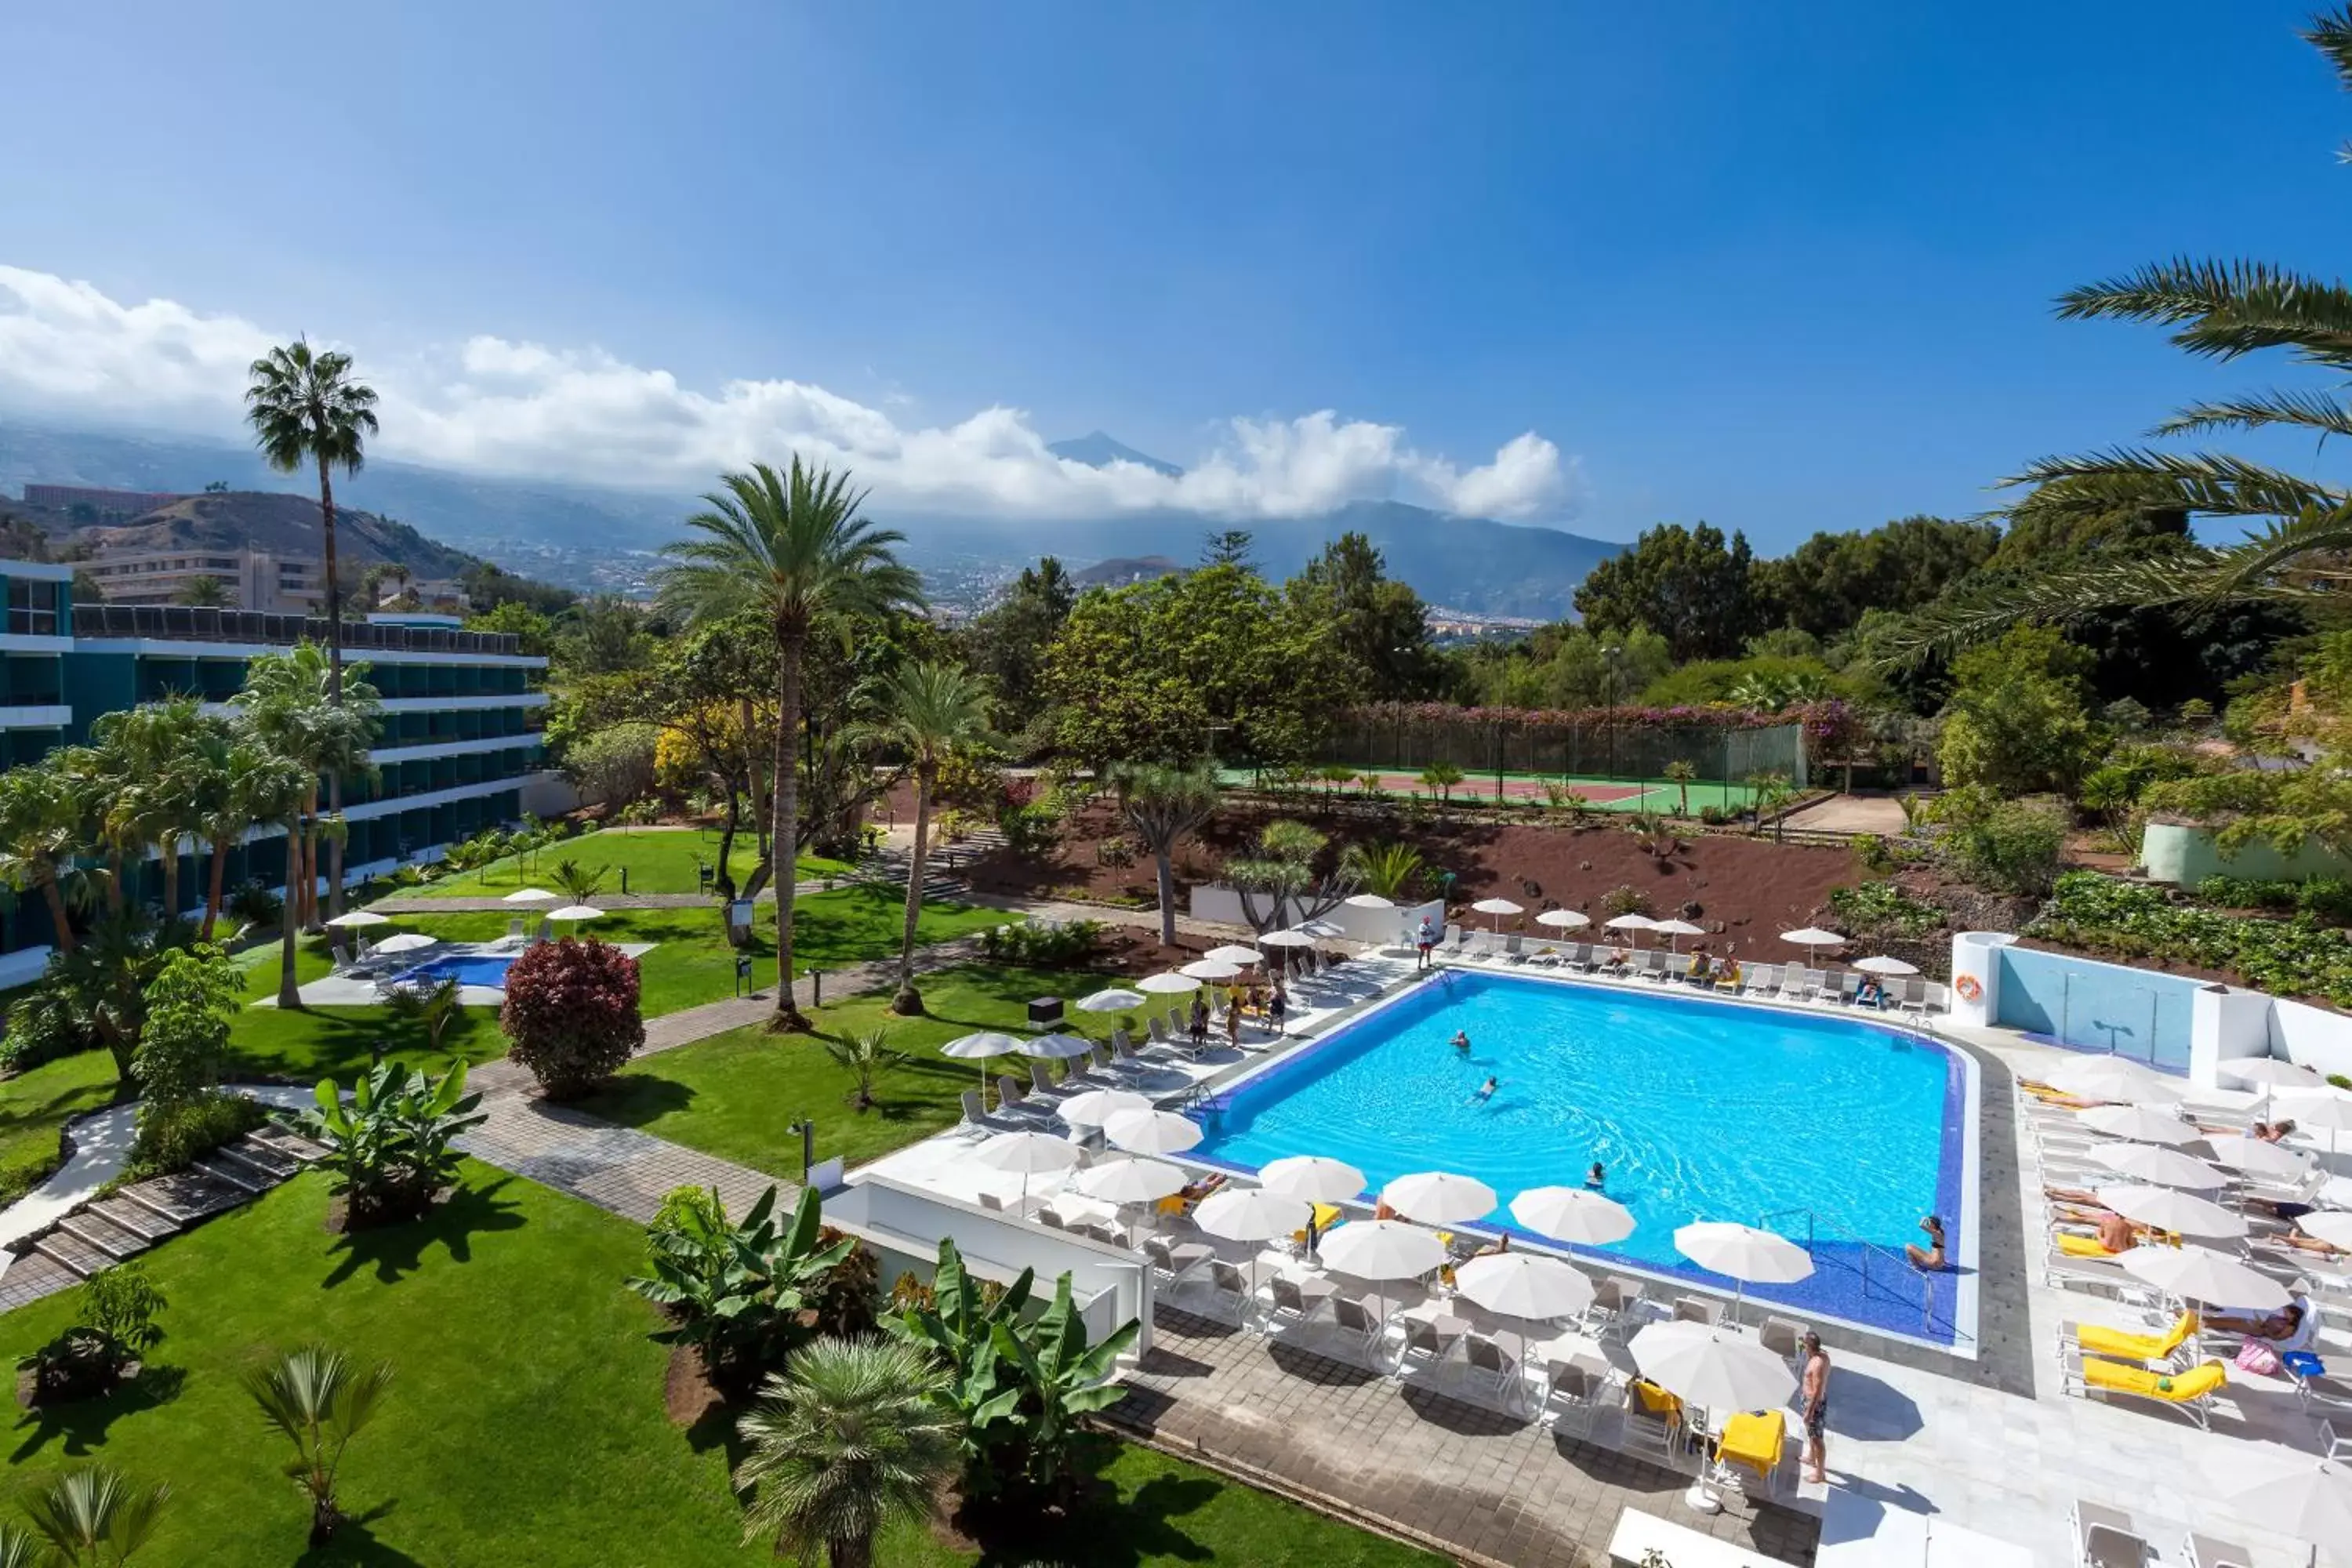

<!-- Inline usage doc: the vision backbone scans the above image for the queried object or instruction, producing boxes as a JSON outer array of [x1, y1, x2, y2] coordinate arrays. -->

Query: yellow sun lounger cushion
[[2056, 1232, 2127, 1259], [2077, 1311, 2198, 1363], [1715, 1410, 1786, 1479], [2083, 1357, 2226, 1402], [1288, 1203, 1344, 1247]]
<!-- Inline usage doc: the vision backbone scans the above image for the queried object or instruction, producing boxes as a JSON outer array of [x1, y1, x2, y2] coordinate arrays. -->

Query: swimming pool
[[1189, 969, 1973, 1345], [390, 953, 518, 989]]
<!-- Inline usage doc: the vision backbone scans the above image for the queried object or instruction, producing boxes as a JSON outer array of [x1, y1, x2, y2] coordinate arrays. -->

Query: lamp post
[[1602, 644, 1624, 782], [788, 1117, 815, 1181]]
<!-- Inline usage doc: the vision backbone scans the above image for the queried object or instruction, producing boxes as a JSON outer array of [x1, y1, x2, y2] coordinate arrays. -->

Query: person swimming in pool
[[1585, 1160, 1606, 1189], [1473, 1076, 1499, 1102], [1450, 1029, 1472, 1054]]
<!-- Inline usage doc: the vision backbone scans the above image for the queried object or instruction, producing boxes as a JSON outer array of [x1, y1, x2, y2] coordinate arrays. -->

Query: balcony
[[71, 603, 525, 658]]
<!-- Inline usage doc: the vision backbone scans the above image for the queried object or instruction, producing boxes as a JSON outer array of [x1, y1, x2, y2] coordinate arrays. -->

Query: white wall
[[1186, 885, 1443, 950], [2269, 998, 2352, 1083], [1949, 931, 2012, 1030]]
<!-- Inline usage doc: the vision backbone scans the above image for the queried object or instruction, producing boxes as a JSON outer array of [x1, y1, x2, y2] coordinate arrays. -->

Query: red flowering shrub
[[499, 937, 645, 1099]]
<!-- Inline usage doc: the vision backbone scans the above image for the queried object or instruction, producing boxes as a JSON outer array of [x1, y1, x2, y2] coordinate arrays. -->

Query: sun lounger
[[1897, 978, 1929, 1016], [996, 1074, 1029, 1111], [1501, 934, 1528, 964], [2071, 1501, 2154, 1568], [1775, 968, 1808, 1003], [1759, 1316, 1808, 1363], [1831, 973, 1863, 1007], [1672, 1296, 1721, 1327], [2063, 1353, 2227, 1428], [1623, 1378, 1685, 1460], [959, 1089, 989, 1129], [2182, 1532, 2251, 1568], [1529, 946, 1563, 968], [2064, 1309, 2199, 1367], [1539, 1359, 1601, 1436], [1566, 942, 1598, 973], [1029, 1062, 1061, 1095], [1740, 962, 1777, 996], [1461, 1331, 1518, 1399]]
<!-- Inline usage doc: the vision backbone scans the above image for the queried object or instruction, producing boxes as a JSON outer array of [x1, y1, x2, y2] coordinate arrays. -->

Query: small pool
[[1189, 970, 1973, 1345], [390, 953, 518, 989]]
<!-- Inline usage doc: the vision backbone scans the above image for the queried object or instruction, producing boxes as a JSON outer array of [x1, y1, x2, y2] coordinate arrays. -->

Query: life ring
[[1955, 974, 1984, 1004]]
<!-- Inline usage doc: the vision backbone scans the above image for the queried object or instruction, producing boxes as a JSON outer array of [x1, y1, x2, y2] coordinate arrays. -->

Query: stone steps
[[16, 1127, 326, 1283]]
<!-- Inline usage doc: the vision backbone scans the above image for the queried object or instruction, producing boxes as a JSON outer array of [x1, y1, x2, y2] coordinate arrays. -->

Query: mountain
[[0, 420, 1621, 618], [27, 491, 483, 580], [1046, 430, 1184, 478]]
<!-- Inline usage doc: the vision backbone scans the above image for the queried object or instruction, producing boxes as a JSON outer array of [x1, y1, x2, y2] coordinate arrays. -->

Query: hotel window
[[6, 579, 57, 636]]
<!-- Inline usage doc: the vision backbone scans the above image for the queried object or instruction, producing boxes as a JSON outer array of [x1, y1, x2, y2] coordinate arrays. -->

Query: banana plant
[[986, 1274, 1141, 1500], [628, 1185, 853, 1392], [286, 1059, 486, 1225], [885, 1239, 1035, 1475]]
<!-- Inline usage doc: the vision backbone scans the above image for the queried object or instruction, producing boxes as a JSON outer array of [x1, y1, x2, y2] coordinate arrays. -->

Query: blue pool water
[[1190, 970, 1970, 1342], [391, 953, 517, 989]]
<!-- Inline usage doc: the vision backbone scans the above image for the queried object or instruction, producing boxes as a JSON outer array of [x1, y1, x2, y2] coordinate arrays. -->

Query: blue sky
[[4, 2, 2351, 550]]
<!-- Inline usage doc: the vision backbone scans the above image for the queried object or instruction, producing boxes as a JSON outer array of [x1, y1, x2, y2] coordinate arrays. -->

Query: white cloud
[[0, 264, 1580, 521]]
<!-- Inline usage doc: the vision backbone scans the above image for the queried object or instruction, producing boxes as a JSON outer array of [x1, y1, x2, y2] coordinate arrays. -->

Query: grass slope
[[409, 826, 851, 899], [0, 1051, 122, 1204], [573, 963, 1115, 1178]]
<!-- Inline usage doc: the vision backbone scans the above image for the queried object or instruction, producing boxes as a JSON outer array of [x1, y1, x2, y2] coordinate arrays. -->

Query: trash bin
[[1027, 996, 1065, 1029]]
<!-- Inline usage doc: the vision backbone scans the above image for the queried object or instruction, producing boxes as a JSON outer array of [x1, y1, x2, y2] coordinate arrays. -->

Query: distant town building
[[373, 573, 470, 615], [83, 547, 324, 615], [20, 484, 183, 519]]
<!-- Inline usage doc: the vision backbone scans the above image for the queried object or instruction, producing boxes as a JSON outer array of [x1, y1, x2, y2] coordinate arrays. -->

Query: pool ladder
[[1751, 1207, 1973, 1345]]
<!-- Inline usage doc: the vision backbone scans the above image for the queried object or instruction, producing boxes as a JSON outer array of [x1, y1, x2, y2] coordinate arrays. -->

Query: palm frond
[[2005, 447, 2350, 520], [2307, 5, 2352, 97], [2152, 387, 2352, 441], [2055, 257, 2352, 366]]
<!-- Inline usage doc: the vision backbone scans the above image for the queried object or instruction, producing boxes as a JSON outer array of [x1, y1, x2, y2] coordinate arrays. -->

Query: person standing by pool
[[1226, 996, 1243, 1050], [1800, 1333, 1831, 1484], [1904, 1215, 1947, 1272], [1450, 1029, 1472, 1054], [1189, 994, 1210, 1048], [1268, 981, 1287, 1036], [1415, 916, 1436, 970]]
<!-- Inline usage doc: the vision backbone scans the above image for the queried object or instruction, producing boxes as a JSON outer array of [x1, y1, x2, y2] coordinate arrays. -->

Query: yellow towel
[[1630, 1378, 1684, 1421], [2077, 1311, 2198, 1363], [1715, 1410, 1786, 1476], [2084, 1357, 2225, 1401], [2056, 1231, 2125, 1259]]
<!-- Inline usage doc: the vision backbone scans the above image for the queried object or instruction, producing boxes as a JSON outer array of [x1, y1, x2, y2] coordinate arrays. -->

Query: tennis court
[[1221, 766, 1761, 813]]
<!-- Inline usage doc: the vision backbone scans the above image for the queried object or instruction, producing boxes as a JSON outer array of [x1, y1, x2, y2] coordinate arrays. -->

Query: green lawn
[[406, 826, 854, 898], [0, 1051, 123, 1205], [220, 888, 1008, 1084], [0, 1167, 1437, 1566], [573, 963, 1119, 1178]]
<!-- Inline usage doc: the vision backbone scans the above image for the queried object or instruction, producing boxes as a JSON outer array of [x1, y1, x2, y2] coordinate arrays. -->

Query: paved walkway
[[1115, 1307, 1817, 1568]]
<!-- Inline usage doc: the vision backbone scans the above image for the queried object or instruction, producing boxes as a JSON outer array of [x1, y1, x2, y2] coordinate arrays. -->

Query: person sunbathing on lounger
[[2206, 1297, 2311, 1347], [1603, 944, 1632, 973], [1687, 952, 1715, 982]]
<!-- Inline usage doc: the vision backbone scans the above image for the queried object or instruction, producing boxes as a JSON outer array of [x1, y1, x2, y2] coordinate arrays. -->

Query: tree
[[1751, 517, 1999, 641], [236, 644, 379, 934], [499, 938, 644, 1098], [89, 698, 206, 924], [627, 1185, 855, 1393], [655, 460, 924, 1029], [1200, 528, 1255, 568], [1284, 532, 1441, 700], [381, 974, 465, 1056], [463, 598, 558, 657], [246, 339, 379, 921], [245, 1346, 394, 1545], [286, 1061, 488, 1226], [1352, 841, 1425, 901], [1572, 523, 1763, 661], [565, 720, 662, 813], [1043, 564, 1351, 769], [549, 858, 609, 902], [1461, 623, 1673, 710], [172, 575, 230, 608], [983, 1273, 1138, 1501], [964, 557, 1076, 731], [1746, 771, 1796, 841], [822, 1025, 904, 1113], [0, 757, 85, 956], [1663, 759, 1697, 817], [1936, 626, 2106, 797], [131, 946, 235, 1113], [22, 1467, 169, 1566], [643, 612, 775, 898], [1417, 760, 1464, 812], [1225, 819, 1360, 934], [735, 1338, 957, 1568], [868, 661, 995, 1013], [1109, 762, 1221, 945]]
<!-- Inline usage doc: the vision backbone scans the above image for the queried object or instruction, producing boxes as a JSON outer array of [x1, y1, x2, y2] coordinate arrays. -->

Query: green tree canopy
[[964, 557, 1076, 730], [1283, 531, 1444, 701], [1936, 625, 2107, 797], [1571, 522, 1762, 661], [1753, 515, 1999, 640]]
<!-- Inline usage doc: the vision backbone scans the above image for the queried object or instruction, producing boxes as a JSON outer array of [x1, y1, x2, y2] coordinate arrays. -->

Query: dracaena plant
[[284, 1060, 488, 1226], [626, 1185, 855, 1394]]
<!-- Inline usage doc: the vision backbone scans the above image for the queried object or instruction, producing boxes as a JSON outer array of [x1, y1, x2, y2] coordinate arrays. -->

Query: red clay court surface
[[1345, 772, 1654, 802]]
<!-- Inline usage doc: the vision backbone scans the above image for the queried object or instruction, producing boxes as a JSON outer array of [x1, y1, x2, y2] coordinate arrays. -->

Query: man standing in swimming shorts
[[1801, 1332, 1831, 1483], [1415, 916, 1436, 970]]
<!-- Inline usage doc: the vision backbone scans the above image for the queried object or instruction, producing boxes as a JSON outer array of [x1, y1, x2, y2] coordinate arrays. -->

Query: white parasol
[[1604, 913, 1653, 946], [1055, 1088, 1150, 1128], [2297, 1210, 2352, 1250], [1020, 1032, 1095, 1062], [1470, 897, 1523, 931], [2213, 1445, 2352, 1549], [1318, 1219, 1448, 1322], [1674, 1220, 1813, 1318], [2118, 1243, 2290, 1308], [2075, 1104, 2199, 1146], [1381, 1170, 1498, 1225], [325, 909, 390, 928], [1628, 1319, 1799, 1513], [501, 887, 560, 905], [1103, 1108, 1203, 1156], [2091, 1184, 2247, 1240], [1510, 1186, 1635, 1247], [1535, 909, 1591, 931], [546, 904, 605, 922], [1075, 987, 1146, 1014], [1179, 958, 1243, 982], [1195, 1186, 1312, 1243], [2082, 1142, 2227, 1189], [1343, 893, 1396, 910], [1779, 927, 1846, 966], [1076, 1156, 1188, 1207], [1137, 971, 1201, 995], [1258, 1155, 1367, 1203], [2198, 1132, 2311, 1181], [1204, 945, 1267, 966], [1852, 954, 1920, 976], [2045, 1055, 2182, 1103], [1454, 1251, 1596, 1381], [371, 931, 437, 955], [942, 1029, 1023, 1105], [1259, 929, 1318, 948], [1649, 918, 1705, 950], [971, 1131, 1081, 1206]]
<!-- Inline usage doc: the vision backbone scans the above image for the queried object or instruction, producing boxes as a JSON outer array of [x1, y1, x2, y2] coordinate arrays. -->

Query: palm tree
[[90, 699, 206, 924], [237, 739, 317, 1009], [1417, 761, 1464, 811], [246, 339, 379, 921], [1889, 9, 2352, 657], [549, 857, 608, 902], [1662, 759, 1697, 818], [1109, 761, 1221, 946], [0, 757, 85, 955], [867, 662, 994, 1014], [1747, 770, 1795, 843], [381, 974, 465, 1055], [172, 575, 230, 607], [245, 1345, 394, 1545], [22, 1466, 169, 1565], [822, 1025, 903, 1112], [655, 459, 924, 1028], [237, 644, 379, 932], [735, 1337, 956, 1568], [1352, 840, 1425, 902]]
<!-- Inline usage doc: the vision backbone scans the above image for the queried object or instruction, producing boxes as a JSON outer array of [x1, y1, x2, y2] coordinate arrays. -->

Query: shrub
[[0, 986, 97, 1076], [1851, 833, 1894, 874], [996, 801, 1061, 859], [124, 1092, 266, 1182], [226, 878, 283, 931], [1940, 800, 2068, 898], [1094, 833, 1138, 869], [20, 1261, 166, 1403], [627, 1185, 854, 1395], [810, 1229, 882, 1337], [1697, 803, 1729, 826], [2035, 871, 2352, 1007], [1828, 880, 1944, 940], [1599, 884, 1652, 917], [975, 920, 1102, 967], [2194, 874, 2352, 925], [286, 1061, 488, 1227], [131, 946, 237, 1116], [499, 938, 645, 1099]]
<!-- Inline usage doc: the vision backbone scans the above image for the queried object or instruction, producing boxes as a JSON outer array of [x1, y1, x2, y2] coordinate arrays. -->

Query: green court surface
[[1219, 766, 1760, 811]]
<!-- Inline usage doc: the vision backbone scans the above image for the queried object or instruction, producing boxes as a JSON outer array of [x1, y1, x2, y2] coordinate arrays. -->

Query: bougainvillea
[[499, 937, 645, 1099], [1341, 700, 1829, 732]]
